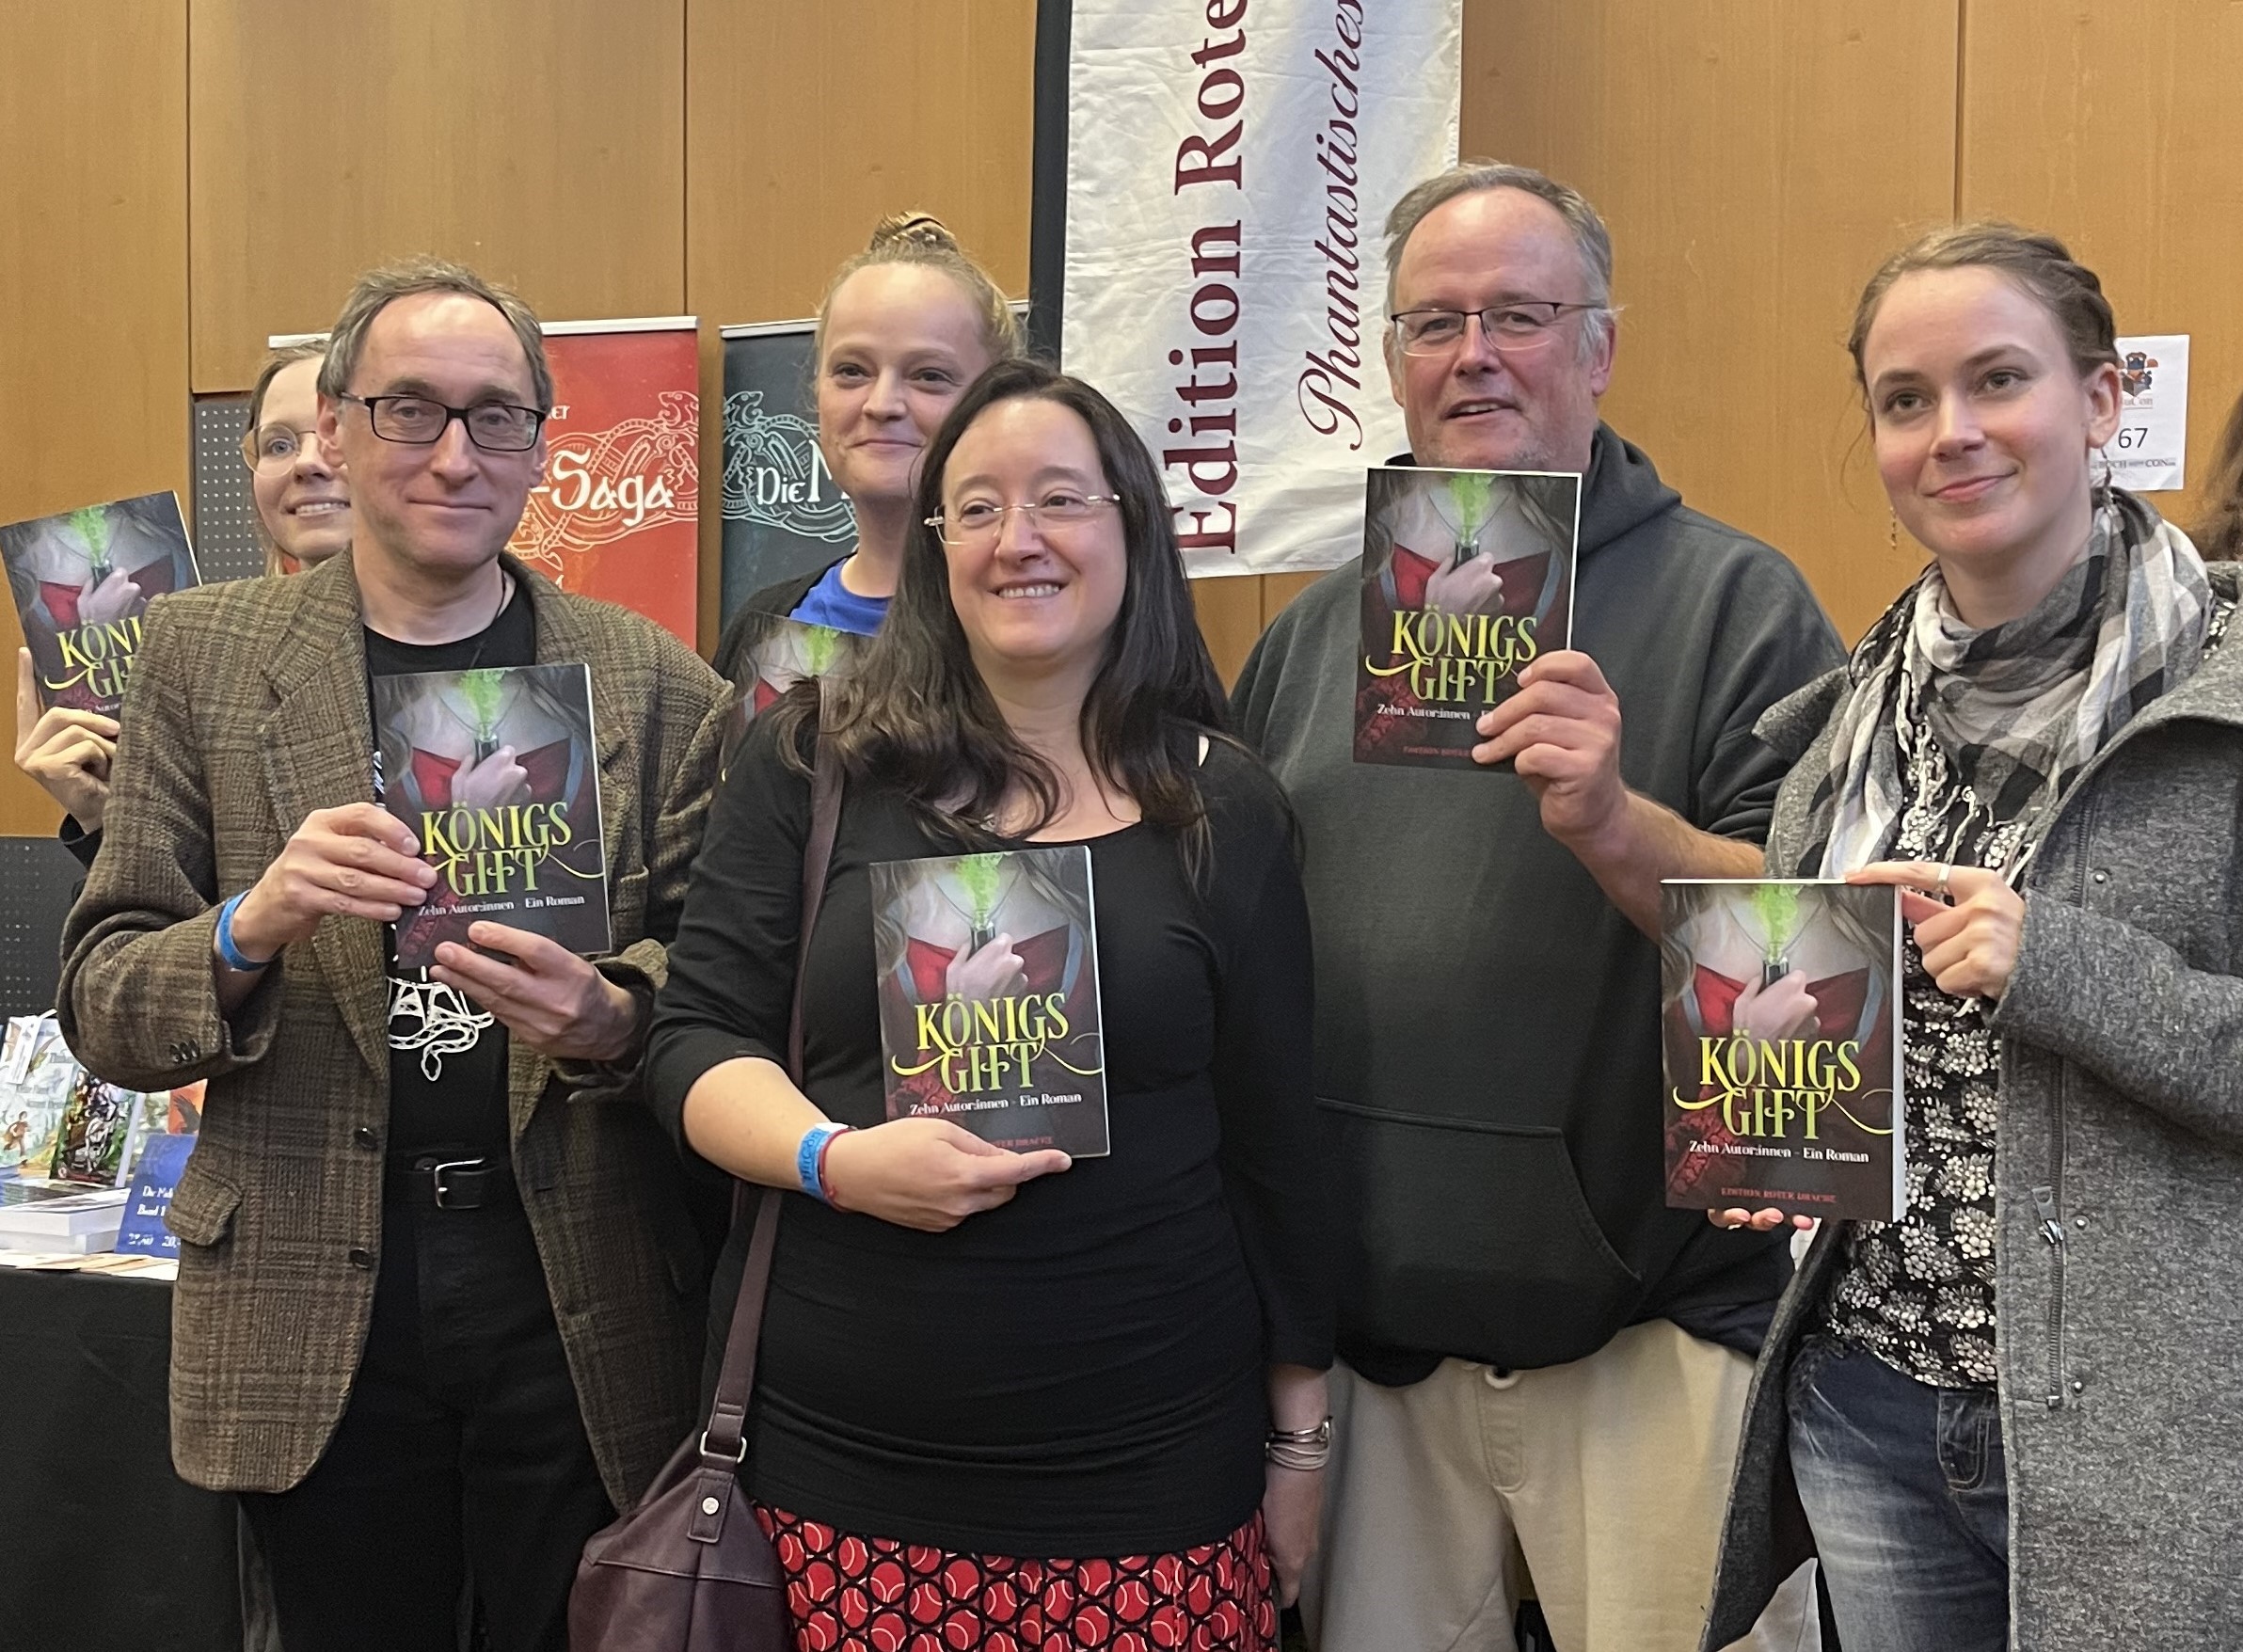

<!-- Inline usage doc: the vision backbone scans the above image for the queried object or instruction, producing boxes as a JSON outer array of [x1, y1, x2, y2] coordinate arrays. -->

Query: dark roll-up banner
[[1034, 0, 1461, 578], [718, 320, 854, 625]]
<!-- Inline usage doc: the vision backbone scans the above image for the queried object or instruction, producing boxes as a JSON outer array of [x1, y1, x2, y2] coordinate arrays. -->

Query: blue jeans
[[1786, 1337, 2009, 1652]]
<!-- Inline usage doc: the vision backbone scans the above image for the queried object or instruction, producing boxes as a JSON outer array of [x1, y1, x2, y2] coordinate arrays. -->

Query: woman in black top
[[649, 359, 1332, 1650]]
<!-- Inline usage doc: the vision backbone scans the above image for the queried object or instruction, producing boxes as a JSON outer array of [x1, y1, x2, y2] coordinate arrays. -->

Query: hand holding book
[[1846, 861, 2023, 1001], [14, 646, 117, 831], [1470, 650, 1627, 835], [429, 922, 643, 1063], [821, 1118, 1072, 1232], [229, 802, 437, 960]]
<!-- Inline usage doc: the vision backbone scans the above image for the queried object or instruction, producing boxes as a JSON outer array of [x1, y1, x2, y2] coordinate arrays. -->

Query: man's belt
[[385, 1153, 517, 1210]]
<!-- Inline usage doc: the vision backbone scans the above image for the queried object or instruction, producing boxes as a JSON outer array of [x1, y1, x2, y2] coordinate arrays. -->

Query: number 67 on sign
[[2109, 333, 2189, 493]]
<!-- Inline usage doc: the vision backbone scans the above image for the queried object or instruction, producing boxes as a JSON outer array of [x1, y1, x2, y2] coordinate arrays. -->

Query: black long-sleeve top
[[647, 716, 1332, 1554]]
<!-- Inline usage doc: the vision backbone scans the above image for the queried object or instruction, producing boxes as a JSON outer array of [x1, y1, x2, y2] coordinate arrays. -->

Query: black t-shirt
[[364, 580, 535, 1161], [647, 717, 1335, 1554]]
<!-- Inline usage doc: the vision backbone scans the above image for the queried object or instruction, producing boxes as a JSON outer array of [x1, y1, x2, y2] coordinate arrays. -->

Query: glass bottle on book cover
[[1355, 466, 1580, 769], [371, 662, 612, 969], [1660, 879, 1906, 1222], [871, 845, 1109, 1158]]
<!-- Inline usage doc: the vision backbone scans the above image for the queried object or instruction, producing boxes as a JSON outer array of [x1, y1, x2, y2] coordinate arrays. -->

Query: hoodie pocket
[[1319, 1097, 1642, 1369]]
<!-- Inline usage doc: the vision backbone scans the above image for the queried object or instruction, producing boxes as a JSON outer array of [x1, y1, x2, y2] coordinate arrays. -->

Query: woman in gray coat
[[1699, 223, 2243, 1652]]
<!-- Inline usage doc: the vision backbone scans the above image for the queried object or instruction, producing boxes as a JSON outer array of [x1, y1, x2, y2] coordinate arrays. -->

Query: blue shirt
[[789, 559, 888, 636]]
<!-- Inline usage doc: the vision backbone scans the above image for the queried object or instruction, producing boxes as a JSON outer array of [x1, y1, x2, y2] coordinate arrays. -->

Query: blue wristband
[[796, 1122, 850, 1203], [215, 892, 275, 973]]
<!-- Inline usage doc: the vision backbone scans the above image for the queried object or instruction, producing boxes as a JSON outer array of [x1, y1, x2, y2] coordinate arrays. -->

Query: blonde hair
[[813, 212, 1025, 368], [243, 342, 329, 576]]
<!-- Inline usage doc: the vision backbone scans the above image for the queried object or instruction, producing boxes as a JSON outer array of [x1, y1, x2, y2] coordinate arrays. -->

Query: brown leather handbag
[[568, 710, 843, 1650]]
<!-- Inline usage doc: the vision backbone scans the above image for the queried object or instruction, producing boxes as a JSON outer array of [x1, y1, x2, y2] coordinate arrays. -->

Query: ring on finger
[[1934, 862, 1953, 899]]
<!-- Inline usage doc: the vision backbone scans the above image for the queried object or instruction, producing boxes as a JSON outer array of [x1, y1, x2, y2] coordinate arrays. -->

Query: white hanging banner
[[2109, 333, 2189, 493], [1060, 0, 1462, 577]]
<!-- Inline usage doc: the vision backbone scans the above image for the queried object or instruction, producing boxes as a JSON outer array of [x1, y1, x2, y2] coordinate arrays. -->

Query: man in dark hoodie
[[1233, 163, 1842, 1651]]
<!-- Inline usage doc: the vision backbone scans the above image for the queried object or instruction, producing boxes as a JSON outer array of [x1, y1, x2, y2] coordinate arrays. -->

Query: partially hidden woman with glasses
[[651, 358, 1334, 1650], [1701, 225, 2243, 1652], [13, 342, 353, 866]]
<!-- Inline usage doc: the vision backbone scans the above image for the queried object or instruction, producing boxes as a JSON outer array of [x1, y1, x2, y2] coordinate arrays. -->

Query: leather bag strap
[[699, 686, 844, 1468]]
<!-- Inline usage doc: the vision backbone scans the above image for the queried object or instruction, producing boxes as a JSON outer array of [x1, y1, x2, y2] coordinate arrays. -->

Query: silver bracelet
[[1265, 1417, 1332, 1471]]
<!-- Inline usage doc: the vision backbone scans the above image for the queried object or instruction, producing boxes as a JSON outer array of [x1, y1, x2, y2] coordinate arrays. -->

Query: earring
[[1887, 513, 1899, 555], [2092, 445, 2116, 505]]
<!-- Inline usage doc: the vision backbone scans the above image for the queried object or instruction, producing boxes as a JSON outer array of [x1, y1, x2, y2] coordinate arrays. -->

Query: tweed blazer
[[56, 549, 727, 1509], [1701, 561, 2243, 1650]]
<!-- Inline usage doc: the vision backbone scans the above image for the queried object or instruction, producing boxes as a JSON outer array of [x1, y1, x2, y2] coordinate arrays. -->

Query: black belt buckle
[[429, 1156, 491, 1210]]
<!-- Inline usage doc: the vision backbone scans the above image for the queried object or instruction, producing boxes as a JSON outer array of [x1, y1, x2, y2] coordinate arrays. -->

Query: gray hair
[[317, 255, 553, 413], [1383, 161, 1617, 361]]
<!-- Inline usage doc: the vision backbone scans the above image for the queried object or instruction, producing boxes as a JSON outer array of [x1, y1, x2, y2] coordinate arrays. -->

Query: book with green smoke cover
[[869, 845, 1108, 1157], [1661, 879, 1905, 1221], [720, 613, 862, 777], [1, 491, 201, 720], [1354, 466, 1580, 769], [371, 662, 611, 969]]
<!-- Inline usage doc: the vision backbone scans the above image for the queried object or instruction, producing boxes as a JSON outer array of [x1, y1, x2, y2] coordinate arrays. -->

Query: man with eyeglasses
[[57, 257, 727, 1652], [1233, 164, 1842, 1651]]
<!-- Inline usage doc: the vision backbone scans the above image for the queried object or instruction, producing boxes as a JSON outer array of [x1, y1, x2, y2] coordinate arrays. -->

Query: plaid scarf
[[1797, 490, 2211, 878]]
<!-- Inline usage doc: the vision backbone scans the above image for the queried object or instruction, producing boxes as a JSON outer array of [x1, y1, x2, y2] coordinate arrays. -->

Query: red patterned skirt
[[752, 1504, 1277, 1652]]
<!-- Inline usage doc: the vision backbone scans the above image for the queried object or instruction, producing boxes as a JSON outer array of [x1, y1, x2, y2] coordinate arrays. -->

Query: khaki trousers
[[1303, 1319, 1754, 1652]]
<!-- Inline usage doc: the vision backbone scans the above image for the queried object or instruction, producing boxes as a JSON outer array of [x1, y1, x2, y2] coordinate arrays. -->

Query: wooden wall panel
[[1462, 0, 1960, 643], [0, 1, 189, 835], [12, 2, 2235, 841], [685, 0, 1036, 652], [189, 0, 688, 392], [1194, 580, 1265, 688], [1960, 0, 2243, 542]]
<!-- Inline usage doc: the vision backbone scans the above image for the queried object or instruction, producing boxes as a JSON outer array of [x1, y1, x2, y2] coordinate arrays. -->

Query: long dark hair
[[769, 358, 1233, 850]]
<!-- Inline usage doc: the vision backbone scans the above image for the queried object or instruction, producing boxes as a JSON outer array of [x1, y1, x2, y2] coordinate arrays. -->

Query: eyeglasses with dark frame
[[923, 492, 1123, 547], [1389, 301, 1603, 357], [337, 392, 547, 453]]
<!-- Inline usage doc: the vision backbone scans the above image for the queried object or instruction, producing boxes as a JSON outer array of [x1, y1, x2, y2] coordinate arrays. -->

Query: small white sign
[[2110, 333, 2188, 492]]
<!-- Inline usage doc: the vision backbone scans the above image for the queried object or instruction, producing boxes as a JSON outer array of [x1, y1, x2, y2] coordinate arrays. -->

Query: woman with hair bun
[[1703, 224, 2243, 1652], [712, 212, 1025, 686]]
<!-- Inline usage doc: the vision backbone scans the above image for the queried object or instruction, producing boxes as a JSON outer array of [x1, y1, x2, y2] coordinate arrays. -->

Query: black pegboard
[[0, 835, 86, 1017], [190, 394, 263, 582]]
